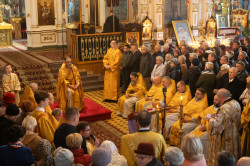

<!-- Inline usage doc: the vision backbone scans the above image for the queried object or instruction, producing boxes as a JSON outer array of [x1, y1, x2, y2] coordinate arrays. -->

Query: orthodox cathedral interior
[[0, 0, 249, 165]]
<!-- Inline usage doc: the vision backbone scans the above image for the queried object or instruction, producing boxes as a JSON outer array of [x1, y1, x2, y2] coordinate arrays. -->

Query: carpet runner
[[80, 98, 111, 121]]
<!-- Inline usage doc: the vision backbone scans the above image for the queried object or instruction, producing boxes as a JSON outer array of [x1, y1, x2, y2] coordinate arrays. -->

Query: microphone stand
[[162, 89, 166, 135]]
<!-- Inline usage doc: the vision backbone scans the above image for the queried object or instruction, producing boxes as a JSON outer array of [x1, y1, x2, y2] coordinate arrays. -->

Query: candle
[[180, 96, 183, 106]]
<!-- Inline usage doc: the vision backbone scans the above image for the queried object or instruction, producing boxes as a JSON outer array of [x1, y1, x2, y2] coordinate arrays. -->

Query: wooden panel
[[77, 60, 104, 75]]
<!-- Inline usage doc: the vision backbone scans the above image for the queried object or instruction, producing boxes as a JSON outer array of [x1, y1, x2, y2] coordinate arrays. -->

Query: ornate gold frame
[[205, 17, 217, 39], [231, 8, 249, 29], [142, 16, 153, 41], [172, 20, 194, 46], [126, 32, 139, 45]]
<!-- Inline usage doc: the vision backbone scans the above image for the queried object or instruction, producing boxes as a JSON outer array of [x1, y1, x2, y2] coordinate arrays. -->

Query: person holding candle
[[168, 88, 208, 146], [135, 76, 163, 112], [164, 81, 192, 139]]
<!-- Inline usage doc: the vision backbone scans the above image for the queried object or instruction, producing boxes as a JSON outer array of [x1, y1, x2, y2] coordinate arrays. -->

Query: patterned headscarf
[[34, 139, 54, 166]]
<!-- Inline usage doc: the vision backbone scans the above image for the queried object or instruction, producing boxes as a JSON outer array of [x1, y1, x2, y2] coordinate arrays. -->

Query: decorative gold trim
[[172, 20, 194, 46]]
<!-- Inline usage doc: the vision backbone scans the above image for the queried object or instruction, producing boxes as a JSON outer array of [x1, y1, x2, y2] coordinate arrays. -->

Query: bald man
[[19, 82, 39, 108], [135, 76, 163, 112], [208, 89, 241, 165], [237, 157, 250, 166]]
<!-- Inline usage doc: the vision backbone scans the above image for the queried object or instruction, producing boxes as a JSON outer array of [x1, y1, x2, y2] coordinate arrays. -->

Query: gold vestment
[[103, 48, 123, 100], [191, 105, 217, 138], [170, 94, 208, 145], [117, 73, 147, 115], [2, 73, 21, 105], [57, 63, 85, 111], [241, 101, 250, 156], [120, 131, 167, 166], [135, 83, 164, 112]]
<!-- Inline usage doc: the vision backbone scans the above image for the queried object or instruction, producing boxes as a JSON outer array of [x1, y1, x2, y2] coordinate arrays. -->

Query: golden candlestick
[[156, 104, 160, 133]]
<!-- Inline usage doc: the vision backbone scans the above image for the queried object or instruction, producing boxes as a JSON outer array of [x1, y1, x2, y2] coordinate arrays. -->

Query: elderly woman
[[214, 64, 230, 93], [178, 55, 187, 77], [165, 53, 173, 76], [99, 140, 128, 166], [173, 49, 180, 58], [151, 56, 166, 82], [168, 58, 182, 83], [34, 139, 54, 166], [16, 100, 34, 124], [181, 134, 206, 166], [22, 115, 41, 156], [196, 62, 216, 105], [66, 133, 91, 166]]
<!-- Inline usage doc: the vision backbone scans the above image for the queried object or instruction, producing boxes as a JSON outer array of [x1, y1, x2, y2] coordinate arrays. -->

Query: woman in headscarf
[[99, 140, 128, 166]]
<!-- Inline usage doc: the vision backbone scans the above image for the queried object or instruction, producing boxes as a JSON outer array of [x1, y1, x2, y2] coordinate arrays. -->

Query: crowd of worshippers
[[115, 35, 250, 165]]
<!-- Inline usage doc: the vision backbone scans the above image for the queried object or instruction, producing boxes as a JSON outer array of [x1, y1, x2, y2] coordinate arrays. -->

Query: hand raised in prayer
[[145, 96, 150, 101], [167, 109, 173, 113], [211, 114, 216, 118], [213, 89, 218, 94], [126, 94, 130, 99], [94, 138, 100, 147], [183, 116, 191, 123], [105, 65, 110, 70], [69, 85, 76, 90], [199, 124, 206, 132]]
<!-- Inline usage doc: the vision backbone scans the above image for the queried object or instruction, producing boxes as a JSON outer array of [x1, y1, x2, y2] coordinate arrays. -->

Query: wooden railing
[[71, 32, 123, 63]]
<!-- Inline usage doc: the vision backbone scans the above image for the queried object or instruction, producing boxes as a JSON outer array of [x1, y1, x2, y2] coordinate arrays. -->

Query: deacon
[[168, 88, 208, 146], [191, 94, 221, 159], [208, 89, 241, 165], [2, 64, 21, 105], [57, 56, 85, 111], [164, 81, 192, 138], [135, 76, 163, 112], [117, 72, 146, 119], [103, 40, 123, 102]]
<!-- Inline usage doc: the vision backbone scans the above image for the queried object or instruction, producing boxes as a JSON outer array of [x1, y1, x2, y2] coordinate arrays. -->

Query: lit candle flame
[[180, 96, 183, 101]]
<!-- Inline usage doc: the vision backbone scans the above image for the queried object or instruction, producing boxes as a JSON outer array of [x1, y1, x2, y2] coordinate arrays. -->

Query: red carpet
[[79, 98, 112, 122]]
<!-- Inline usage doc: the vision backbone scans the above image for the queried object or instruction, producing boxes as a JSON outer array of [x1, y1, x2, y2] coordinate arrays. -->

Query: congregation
[[0, 29, 249, 166]]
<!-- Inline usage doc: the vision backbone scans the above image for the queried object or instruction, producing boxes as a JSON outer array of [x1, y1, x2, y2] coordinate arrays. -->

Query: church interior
[[0, 0, 249, 165]]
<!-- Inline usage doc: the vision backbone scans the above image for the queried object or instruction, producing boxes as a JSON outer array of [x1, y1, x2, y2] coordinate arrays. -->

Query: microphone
[[90, 134, 96, 141], [162, 87, 167, 97]]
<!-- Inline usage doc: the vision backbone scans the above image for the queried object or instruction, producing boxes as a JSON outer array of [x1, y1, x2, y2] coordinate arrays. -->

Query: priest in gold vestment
[[103, 40, 123, 101], [19, 83, 38, 108], [2, 64, 21, 105], [169, 88, 208, 146], [208, 89, 241, 165], [149, 76, 176, 132], [241, 99, 250, 156], [191, 94, 220, 159], [135, 76, 163, 112], [117, 72, 146, 118], [164, 81, 192, 138], [120, 111, 167, 166], [57, 57, 85, 112]]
